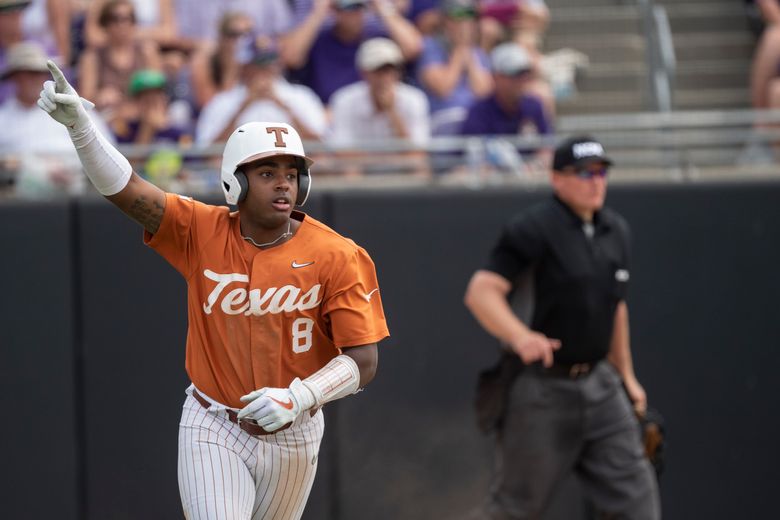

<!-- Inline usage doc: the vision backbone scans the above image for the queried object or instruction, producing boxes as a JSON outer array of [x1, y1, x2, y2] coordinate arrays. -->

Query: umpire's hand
[[37, 60, 94, 129], [510, 331, 561, 367]]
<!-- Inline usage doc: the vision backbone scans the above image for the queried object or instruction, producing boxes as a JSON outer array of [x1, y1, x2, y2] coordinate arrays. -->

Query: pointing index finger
[[46, 60, 68, 90]]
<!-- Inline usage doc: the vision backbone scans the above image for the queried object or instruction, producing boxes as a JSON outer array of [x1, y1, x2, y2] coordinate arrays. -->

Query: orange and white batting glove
[[237, 355, 361, 432], [238, 378, 316, 432]]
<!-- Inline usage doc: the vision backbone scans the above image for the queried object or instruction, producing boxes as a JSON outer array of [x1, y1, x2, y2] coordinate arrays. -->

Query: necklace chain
[[242, 220, 292, 248]]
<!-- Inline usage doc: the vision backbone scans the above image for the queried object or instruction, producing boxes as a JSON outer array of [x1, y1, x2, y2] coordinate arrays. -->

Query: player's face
[[240, 155, 299, 229], [551, 161, 609, 217]]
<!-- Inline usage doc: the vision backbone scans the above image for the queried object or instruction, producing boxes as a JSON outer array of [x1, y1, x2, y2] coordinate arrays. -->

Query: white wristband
[[301, 354, 361, 407], [68, 118, 132, 196]]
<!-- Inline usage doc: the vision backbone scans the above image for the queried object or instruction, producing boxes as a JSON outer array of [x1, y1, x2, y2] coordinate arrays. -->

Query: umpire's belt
[[191, 388, 290, 436], [537, 361, 596, 379]]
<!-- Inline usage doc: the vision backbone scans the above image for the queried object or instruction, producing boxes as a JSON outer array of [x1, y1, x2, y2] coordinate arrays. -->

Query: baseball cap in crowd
[[128, 69, 167, 95], [0, 0, 31, 12], [1, 41, 49, 80], [553, 136, 614, 171], [490, 42, 532, 76], [356, 38, 404, 71], [442, 0, 478, 18], [334, 0, 369, 10]]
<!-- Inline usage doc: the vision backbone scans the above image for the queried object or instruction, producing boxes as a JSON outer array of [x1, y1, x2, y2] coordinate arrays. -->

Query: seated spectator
[[84, 0, 177, 49], [195, 43, 327, 145], [328, 37, 430, 176], [0, 42, 111, 197], [416, 0, 492, 135], [1, 0, 33, 103], [174, 0, 293, 51], [78, 0, 161, 119], [459, 41, 553, 174], [190, 11, 254, 110], [750, 24, 780, 113], [114, 69, 190, 146], [280, 0, 422, 103]]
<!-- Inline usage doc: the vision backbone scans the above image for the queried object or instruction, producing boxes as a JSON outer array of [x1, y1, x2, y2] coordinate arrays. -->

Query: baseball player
[[38, 61, 389, 519]]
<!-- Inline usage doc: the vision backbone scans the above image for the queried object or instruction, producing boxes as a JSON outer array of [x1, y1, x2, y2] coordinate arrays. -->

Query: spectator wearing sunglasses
[[189, 11, 254, 110], [77, 0, 161, 118], [464, 135, 660, 520]]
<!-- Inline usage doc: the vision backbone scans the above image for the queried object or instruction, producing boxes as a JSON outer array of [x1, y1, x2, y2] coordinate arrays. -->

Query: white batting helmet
[[221, 121, 313, 206]]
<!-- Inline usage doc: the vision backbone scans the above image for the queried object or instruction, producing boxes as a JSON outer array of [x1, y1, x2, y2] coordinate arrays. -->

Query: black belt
[[538, 362, 596, 379], [191, 389, 288, 436]]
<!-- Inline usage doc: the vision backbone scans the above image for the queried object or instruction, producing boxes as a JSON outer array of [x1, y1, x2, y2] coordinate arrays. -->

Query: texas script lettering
[[202, 269, 322, 316]]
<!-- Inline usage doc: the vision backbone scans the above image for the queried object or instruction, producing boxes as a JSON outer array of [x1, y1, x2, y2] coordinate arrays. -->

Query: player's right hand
[[511, 331, 561, 367], [37, 60, 94, 129]]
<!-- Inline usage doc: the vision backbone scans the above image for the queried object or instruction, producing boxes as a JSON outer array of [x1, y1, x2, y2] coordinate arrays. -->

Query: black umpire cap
[[553, 136, 614, 171]]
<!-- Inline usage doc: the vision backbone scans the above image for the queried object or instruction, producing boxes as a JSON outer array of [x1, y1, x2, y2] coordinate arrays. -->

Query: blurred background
[[1, 0, 779, 519]]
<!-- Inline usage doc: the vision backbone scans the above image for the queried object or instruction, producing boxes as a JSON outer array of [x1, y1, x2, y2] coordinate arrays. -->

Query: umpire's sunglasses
[[562, 167, 609, 180]]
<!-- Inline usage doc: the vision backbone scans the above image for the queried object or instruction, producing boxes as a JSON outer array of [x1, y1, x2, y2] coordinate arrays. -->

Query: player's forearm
[[298, 354, 364, 409], [342, 343, 378, 387], [67, 115, 133, 196], [607, 301, 636, 379]]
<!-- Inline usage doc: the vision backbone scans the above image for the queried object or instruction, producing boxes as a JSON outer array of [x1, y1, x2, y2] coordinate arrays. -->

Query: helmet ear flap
[[296, 159, 311, 207], [235, 169, 248, 203]]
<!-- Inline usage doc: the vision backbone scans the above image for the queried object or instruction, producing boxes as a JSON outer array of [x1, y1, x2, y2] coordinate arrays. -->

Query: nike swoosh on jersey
[[292, 260, 315, 268], [362, 288, 380, 302], [269, 397, 294, 410]]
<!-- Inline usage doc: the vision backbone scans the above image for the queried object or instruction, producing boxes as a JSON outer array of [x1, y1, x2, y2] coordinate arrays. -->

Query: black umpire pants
[[476, 361, 660, 520]]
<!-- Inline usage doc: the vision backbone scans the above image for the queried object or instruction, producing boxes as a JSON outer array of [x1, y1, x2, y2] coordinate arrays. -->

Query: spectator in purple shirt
[[280, 0, 422, 103], [460, 42, 553, 172], [416, 0, 493, 135]]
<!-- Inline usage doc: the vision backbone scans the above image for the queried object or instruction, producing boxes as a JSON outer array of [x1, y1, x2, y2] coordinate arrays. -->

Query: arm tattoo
[[128, 195, 165, 234]]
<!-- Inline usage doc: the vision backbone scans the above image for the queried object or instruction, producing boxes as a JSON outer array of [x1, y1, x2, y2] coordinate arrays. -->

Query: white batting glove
[[237, 378, 316, 433], [37, 60, 95, 131]]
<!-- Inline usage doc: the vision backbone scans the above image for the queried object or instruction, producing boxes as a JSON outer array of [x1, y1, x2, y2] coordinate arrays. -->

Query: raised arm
[[278, 0, 331, 70], [38, 61, 167, 234]]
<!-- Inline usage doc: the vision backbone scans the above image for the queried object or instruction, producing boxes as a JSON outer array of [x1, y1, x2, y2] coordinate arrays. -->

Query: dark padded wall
[[606, 182, 780, 519], [0, 201, 78, 519]]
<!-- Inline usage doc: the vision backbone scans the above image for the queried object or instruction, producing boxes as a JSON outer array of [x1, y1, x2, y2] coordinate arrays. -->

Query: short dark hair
[[98, 0, 136, 28]]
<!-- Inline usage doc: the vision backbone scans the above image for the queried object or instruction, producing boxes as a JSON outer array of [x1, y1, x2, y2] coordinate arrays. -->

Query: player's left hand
[[238, 378, 314, 432]]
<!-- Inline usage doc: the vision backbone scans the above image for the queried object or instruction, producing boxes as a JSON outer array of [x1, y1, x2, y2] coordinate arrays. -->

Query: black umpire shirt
[[484, 195, 631, 364]]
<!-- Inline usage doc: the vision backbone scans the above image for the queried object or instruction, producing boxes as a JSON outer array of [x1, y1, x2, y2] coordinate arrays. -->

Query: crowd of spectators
[[0, 0, 563, 197]]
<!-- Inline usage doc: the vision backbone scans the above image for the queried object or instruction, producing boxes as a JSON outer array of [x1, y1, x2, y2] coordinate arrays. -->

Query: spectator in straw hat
[[0, 42, 111, 196], [0, 0, 32, 103]]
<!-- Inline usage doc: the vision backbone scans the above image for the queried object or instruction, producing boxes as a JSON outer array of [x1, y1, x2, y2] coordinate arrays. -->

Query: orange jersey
[[144, 193, 389, 408]]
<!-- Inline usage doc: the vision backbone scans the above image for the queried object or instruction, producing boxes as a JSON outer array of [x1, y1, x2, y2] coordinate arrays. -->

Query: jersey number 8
[[292, 318, 314, 353]]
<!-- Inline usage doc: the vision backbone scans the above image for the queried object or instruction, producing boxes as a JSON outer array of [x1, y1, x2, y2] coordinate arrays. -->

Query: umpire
[[464, 136, 660, 519]]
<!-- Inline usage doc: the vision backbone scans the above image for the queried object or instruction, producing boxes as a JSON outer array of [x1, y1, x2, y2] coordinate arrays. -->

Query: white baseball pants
[[177, 387, 325, 520]]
